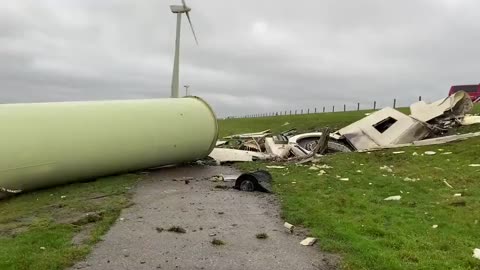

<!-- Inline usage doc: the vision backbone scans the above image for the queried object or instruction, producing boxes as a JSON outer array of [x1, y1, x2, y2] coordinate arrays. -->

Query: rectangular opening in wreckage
[[373, 117, 398, 133]]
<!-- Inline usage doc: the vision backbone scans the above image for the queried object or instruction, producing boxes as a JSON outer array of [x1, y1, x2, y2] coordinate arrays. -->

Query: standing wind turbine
[[170, 0, 198, 98]]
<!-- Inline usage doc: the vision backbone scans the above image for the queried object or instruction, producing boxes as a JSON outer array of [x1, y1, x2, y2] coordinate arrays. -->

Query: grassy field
[[221, 105, 480, 270], [0, 175, 139, 270]]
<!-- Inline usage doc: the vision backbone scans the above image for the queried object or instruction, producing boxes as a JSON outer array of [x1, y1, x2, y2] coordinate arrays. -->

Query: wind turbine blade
[[185, 11, 199, 45], [181, 0, 198, 45]]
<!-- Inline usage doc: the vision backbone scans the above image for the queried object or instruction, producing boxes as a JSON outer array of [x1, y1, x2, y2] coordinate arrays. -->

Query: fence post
[[307, 108, 310, 114], [290, 110, 292, 115], [301, 109, 303, 114], [373, 101, 377, 110], [357, 103, 360, 111], [393, 98, 396, 109], [343, 104, 346, 112], [419, 96, 422, 101], [332, 105, 335, 112], [295, 110, 297, 115], [315, 107, 317, 113], [323, 106, 325, 113]]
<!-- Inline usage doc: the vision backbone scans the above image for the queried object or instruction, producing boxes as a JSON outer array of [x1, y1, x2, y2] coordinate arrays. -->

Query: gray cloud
[[1, 0, 479, 116]]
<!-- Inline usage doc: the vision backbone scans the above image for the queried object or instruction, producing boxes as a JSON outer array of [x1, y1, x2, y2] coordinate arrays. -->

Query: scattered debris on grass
[[432, 224, 438, 229], [256, 233, 268, 239], [380, 166, 393, 173], [167, 226, 186, 233], [211, 238, 225, 246], [266, 165, 286, 169], [393, 151, 405, 154], [424, 151, 436, 155], [339, 178, 349, 181], [454, 193, 462, 197], [469, 164, 480, 167], [284, 222, 294, 233], [384, 195, 402, 201], [300, 237, 317, 246], [403, 177, 420, 182], [474, 248, 480, 260], [443, 180, 453, 188]]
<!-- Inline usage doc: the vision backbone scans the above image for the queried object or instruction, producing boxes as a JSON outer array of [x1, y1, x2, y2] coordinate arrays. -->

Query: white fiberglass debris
[[443, 180, 453, 188], [356, 170, 362, 173], [40, 247, 46, 250], [369, 183, 373, 185], [291, 182, 296, 184], [393, 151, 405, 154], [403, 177, 419, 182], [424, 151, 436, 155], [473, 248, 480, 260], [441, 152, 452, 155], [284, 222, 294, 233], [300, 237, 317, 246], [453, 193, 462, 197], [317, 164, 333, 169], [309, 166, 320, 171], [412, 152, 419, 156], [339, 178, 349, 181], [432, 224, 438, 229], [380, 165, 393, 173], [469, 164, 480, 167], [282, 122, 290, 126], [61, 195, 67, 199], [384, 195, 401, 201], [266, 165, 286, 169], [317, 170, 327, 176]]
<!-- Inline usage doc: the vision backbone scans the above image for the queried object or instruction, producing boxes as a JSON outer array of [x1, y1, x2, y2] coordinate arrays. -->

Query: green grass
[[0, 175, 139, 270], [223, 104, 480, 270]]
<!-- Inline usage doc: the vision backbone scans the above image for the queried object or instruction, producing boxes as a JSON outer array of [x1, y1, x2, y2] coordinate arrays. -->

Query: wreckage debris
[[266, 165, 286, 169], [384, 195, 401, 201], [210, 91, 480, 165], [473, 248, 480, 260], [284, 222, 295, 233], [300, 237, 317, 246], [234, 170, 272, 193]]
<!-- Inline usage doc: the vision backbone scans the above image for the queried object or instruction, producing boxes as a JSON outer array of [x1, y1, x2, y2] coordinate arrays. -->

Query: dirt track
[[72, 165, 338, 270]]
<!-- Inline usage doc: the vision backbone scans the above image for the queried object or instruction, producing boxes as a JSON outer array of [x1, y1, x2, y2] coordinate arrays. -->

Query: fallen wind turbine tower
[[0, 1, 219, 200], [170, 0, 198, 98]]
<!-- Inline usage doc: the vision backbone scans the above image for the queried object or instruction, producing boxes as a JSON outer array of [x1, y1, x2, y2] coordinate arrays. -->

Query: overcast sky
[[1, 0, 479, 117]]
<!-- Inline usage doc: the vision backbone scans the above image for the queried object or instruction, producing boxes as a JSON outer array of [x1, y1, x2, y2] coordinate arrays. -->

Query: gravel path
[[72, 165, 338, 270]]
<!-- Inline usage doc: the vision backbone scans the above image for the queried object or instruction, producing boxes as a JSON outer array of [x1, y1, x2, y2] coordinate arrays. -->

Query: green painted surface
[[0, 97, 217, 193]]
